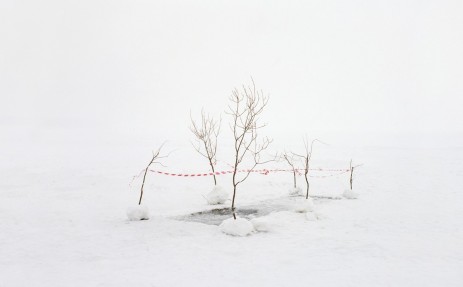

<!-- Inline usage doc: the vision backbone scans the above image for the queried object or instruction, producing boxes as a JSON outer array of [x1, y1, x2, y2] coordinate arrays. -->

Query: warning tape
[[150, 169, 268, 177], [148, 167, 351, 178]]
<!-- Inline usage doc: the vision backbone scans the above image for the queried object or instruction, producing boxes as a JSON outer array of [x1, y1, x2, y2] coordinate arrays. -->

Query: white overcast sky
[[1, 0, 462, 141]]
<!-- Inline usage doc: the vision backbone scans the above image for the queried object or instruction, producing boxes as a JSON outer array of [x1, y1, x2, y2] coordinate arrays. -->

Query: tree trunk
[[305, 174, 309, 199], [139, 157, 154, 205], [209, 159, 217, 186], [231, 174, 237, 220], [293, 170, 296, 189], [350, 167, 354, 190]]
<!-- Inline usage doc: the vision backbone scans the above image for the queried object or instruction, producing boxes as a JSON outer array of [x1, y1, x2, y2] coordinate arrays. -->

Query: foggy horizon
[[1, 0, 462, 146]]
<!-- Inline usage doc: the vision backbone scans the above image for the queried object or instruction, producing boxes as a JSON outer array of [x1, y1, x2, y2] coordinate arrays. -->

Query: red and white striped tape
[[148, 167, 351, 178]]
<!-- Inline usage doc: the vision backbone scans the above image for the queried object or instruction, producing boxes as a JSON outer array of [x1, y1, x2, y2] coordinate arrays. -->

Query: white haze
[[1, 2, 463, 286], [1, 0, 462, 148]]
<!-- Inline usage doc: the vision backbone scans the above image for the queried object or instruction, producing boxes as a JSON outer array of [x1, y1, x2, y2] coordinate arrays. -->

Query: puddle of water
[[175, 207, 259, 226], [173, 195, 339, 226]]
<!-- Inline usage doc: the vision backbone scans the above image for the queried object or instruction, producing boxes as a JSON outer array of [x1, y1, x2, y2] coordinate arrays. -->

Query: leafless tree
[[138, 143, 169, 205], [281, 151, 299, 189], [190, 109, 221, 185], [294, 138, 324, 199], [227, 79, 273, 219]]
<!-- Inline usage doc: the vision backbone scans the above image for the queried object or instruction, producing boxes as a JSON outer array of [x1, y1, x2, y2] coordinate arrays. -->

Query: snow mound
[[294, 197, 315, 213], [305, 211, 318, 221], [288, 186, 303, 196], [343, 189, 359, 199], [126, 204, 150, 221], [251, 211, 306, 232], [205, 186, 228, 205], [251, 217, 272, 232], [219, 217, 254, 236]]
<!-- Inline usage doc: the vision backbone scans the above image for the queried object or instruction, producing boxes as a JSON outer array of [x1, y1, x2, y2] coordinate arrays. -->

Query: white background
[[1, 0, 462, 148]]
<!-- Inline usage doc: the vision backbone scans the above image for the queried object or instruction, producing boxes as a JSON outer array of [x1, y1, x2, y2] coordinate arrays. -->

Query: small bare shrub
[[190, 109, 221, 185], [294, 138, 324, 199], [281, 151, 299, 189]]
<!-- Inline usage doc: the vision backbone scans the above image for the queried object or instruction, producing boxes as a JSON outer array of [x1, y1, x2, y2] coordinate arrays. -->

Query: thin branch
[[138, 142, 169, 205]]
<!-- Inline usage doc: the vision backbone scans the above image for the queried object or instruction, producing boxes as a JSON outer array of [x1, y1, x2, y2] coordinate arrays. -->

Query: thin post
[[349, 159, 354, 190]]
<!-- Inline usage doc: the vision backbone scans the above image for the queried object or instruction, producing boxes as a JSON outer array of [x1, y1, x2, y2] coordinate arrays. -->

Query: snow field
[[1, 139, 462, 287], [305, 211, 318, 221]]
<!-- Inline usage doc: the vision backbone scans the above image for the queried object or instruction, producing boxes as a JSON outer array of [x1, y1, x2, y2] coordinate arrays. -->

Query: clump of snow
[[251, 217, 272, 232], [205, 185, 228, 205], [305, 211, 318, 221], [126, 204, 150, 221], [343, 189, 359, 199], [219, 217, 254, 236], [294, 197, 315, 213], [251, 211, 308, 232], [288, 186, 303, 196]]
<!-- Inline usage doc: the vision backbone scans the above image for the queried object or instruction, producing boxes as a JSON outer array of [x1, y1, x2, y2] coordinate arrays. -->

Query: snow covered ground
[[1, 130, 462, 287], [2, 0, 462, 285]]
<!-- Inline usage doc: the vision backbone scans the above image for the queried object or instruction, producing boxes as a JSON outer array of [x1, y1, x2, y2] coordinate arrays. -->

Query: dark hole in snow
[[174, 195, 340, 226], [175, 207, 267, 226]]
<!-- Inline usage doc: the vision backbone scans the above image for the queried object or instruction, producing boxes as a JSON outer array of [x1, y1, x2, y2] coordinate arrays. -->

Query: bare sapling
[[227, 79, 273, 219], [342, 160, 363, 200], [190, 109, 221, 185], [138, 143, 168, 205], [349, 159, 354, 190], [282, 151, 299, 189], [294, 138, 324, 199]]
